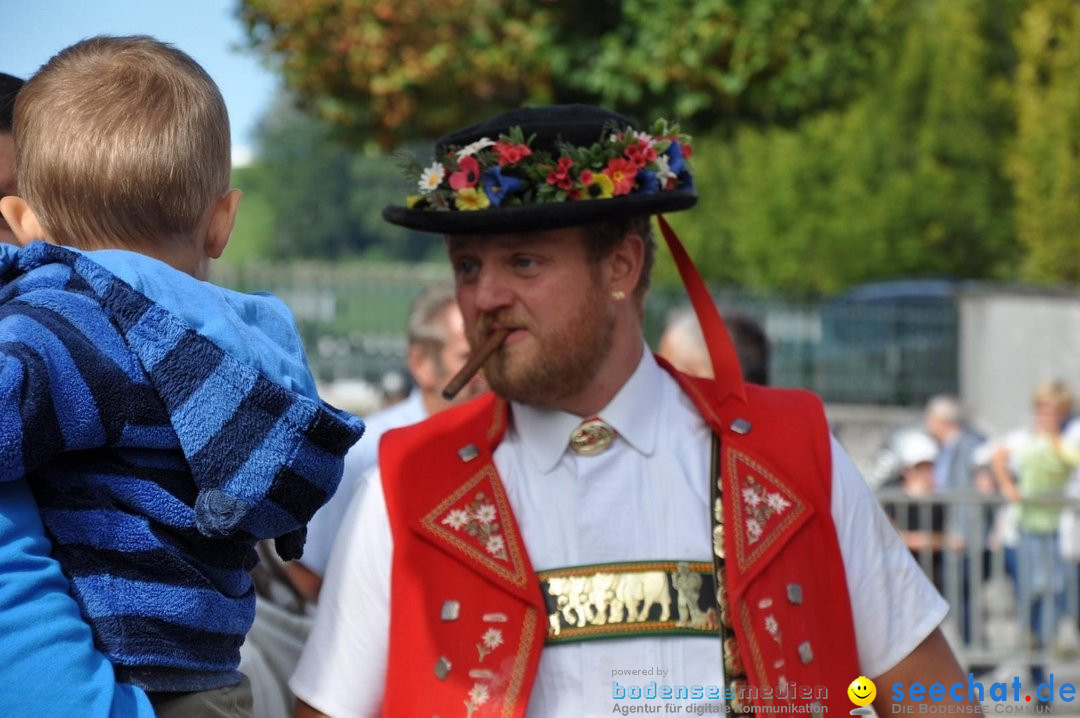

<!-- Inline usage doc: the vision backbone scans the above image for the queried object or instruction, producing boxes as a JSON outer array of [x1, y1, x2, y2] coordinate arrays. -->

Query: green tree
[[230, 98, 442, 260], [1008, 0, 1080, 283], [249, 100, 361, 257], [661, 0, 1022, 293], [240, 0, 900, 146]]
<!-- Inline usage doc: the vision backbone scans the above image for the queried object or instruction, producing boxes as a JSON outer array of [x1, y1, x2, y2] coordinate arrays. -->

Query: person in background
[[377, 368, 411, 407], [659, 304, 769, 384], [294, 282, 487, 599], [0, 72, 23, 245], [885, 431, 947, 589], [992, 379, 1080, 691], [923, 394, 991, 644], [242, 285, 482, 718], [925, 395, 986, 493]]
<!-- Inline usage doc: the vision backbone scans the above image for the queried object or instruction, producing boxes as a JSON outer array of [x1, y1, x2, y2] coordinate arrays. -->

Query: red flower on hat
[[494, 140, 532, 167], [603, 158, 637, 195], [546, 156, 575, 191], [624, 141, 657, 169], [450, 156, 481, 190]]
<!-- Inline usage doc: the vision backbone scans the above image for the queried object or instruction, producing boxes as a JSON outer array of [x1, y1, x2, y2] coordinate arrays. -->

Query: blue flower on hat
[[481, 167, 525, 207], [665, 141, 694, 192], [636, 169, 660, 195], [666, 141, 686, 174]]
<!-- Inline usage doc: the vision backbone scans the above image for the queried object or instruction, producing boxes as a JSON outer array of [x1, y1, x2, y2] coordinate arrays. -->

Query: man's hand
[[283, 561, 323, 603]]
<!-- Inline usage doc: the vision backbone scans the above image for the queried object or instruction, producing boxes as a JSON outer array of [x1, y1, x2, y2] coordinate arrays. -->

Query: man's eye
[[454, 258, 479, 278], [510, 255, 542, 275]]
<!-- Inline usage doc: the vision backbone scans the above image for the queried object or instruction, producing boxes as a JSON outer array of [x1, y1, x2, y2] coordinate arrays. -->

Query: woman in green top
[[992, 379, 1080, 689]]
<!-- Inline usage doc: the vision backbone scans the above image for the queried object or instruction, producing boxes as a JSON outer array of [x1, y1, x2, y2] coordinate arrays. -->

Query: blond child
[[0, 36, 362, 716]]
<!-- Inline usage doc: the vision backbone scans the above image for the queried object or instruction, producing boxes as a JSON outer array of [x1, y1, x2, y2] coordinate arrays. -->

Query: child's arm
[[0, 480, 156, 717]]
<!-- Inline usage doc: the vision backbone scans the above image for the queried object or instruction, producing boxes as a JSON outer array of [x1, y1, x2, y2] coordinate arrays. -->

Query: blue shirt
[[0, 480, 155, 716]]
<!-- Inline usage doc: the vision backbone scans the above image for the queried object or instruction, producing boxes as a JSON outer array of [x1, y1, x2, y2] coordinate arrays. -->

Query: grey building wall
[[960, 290, 1080, 436]]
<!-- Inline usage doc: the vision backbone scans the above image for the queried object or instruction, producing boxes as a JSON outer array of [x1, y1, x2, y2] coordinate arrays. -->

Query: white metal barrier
[[875, 489, 1080, 671]]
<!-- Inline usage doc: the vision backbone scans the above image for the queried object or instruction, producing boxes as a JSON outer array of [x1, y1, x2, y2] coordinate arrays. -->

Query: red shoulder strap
[[657, 214, 746, 407]]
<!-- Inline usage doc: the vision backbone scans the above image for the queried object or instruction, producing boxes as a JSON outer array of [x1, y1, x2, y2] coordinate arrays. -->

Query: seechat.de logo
[[848, 676, 877, 716]]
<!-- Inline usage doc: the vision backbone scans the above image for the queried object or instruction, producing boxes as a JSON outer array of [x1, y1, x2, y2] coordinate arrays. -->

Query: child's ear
[[204, 189, 242, 259], [0, 196, 48, 247]]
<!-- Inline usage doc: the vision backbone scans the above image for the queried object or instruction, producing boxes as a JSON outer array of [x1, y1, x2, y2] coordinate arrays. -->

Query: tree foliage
[[660, 0, 1024, 293], [240, 0, 900, 146], [236, 0, 1080, 289], [1008, 0, 1080, 283], [229, 97, 438, 261]]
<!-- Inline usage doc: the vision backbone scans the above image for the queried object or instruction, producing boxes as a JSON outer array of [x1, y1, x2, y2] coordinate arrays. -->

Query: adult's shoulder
[[382, 391, 503, 451], [743, 383, 826, 415], [378, 392, 505, 522], [363, 392, 428, 438]]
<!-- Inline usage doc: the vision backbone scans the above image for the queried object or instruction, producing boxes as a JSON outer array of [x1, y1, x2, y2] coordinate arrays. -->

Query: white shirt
[[301, 391, 427, 576], [292, 350, 947, 717]]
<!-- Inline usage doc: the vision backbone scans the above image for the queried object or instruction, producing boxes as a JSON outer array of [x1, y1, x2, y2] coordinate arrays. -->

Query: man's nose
[[472, 266, 514, 313]]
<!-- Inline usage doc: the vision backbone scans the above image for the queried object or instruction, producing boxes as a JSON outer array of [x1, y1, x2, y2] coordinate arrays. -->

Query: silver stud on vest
[[434, 656, 452, 680], [458, 444, 479, 462], [797, 641, 813, 665], [440, 600, 461, 621], [730, 418, 752, 435], [787, 583, 803, 605]]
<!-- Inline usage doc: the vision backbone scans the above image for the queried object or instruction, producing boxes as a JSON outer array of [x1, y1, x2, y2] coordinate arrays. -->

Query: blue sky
[[0, 0, 278, 166]]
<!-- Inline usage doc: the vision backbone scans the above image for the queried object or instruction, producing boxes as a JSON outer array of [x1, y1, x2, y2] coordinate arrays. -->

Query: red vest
[[378, 361, 859, 716]]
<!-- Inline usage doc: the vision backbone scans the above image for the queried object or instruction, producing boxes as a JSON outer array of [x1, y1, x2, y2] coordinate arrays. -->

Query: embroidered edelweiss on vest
[[476, 626, 504, 661], [440, 490, 509, 561], [465, 682, 490, 717], [726, 448, 809, 572], [741, 478, 792, 544]]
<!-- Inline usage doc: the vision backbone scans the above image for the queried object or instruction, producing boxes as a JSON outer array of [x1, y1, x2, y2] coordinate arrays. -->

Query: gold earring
[[611, 289, 626, 301]]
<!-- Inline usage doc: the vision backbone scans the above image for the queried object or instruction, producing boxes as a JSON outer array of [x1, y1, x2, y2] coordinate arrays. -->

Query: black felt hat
[[382, 104, 697, 235]]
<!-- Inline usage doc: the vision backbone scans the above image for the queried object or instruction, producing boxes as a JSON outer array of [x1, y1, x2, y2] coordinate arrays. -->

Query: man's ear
[[0, 196, 48, 246], [406, 345, 436, 392], [606, 231, 645, 298], [203, 189, 243, 259]]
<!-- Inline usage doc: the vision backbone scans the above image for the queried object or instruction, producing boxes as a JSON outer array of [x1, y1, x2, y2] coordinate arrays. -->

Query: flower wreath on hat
[[402, 119, 694, 213]]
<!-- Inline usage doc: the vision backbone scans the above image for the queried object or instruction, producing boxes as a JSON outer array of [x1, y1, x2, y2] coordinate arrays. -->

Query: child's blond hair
[[14, 35, 230, 249], [1033, 379, 1073, 414]]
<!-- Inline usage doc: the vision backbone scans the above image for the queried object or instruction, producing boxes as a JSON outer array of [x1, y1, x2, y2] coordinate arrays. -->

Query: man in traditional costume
[[292, 105, 969, 717]]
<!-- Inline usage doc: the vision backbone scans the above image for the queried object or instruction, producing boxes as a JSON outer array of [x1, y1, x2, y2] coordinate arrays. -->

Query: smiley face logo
[[847, 676, 876, 706]]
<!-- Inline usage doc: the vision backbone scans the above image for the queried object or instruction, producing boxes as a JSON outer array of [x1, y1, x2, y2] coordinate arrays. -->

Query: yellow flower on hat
[[581, 171, 614, 200], [406, 195, 423, 208], [455, 187, 491, 211]]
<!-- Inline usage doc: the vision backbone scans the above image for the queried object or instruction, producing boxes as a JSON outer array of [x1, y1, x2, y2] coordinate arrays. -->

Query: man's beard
[[480, 288, 616, 409]]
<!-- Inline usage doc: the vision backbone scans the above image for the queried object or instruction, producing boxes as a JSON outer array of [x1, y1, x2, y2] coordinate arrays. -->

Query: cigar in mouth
[[442, 327, 511, 401]]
